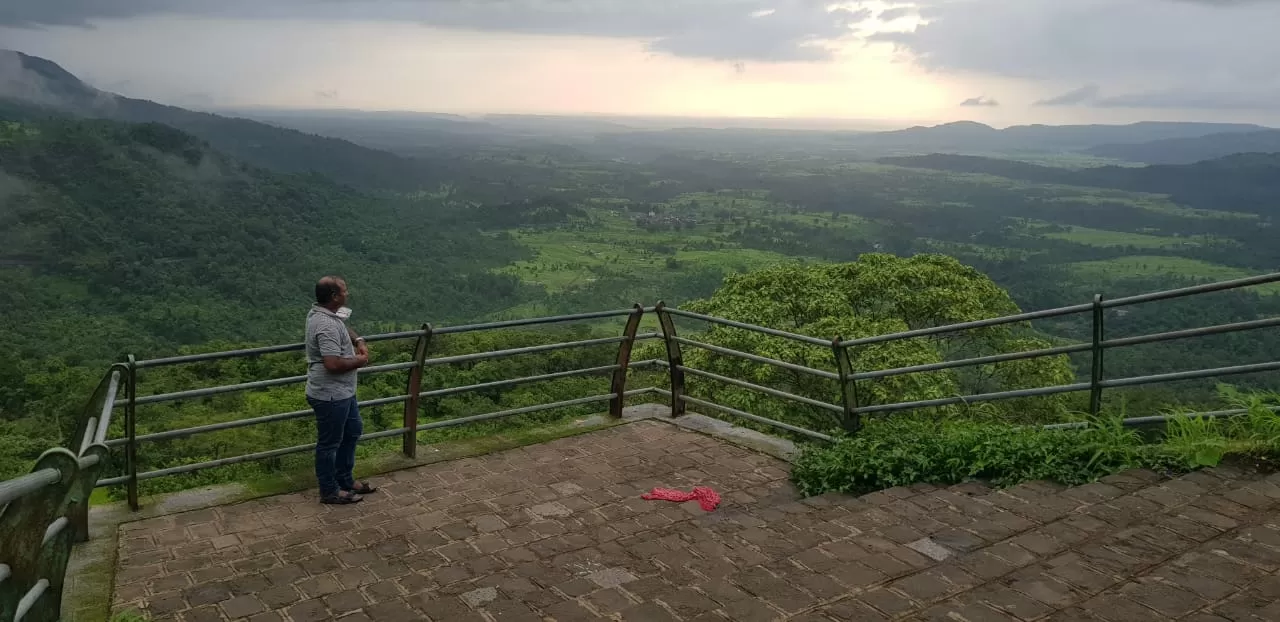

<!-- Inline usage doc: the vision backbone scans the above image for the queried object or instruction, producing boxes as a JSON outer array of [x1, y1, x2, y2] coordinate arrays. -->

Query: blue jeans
[[307, 395, 362, 497]]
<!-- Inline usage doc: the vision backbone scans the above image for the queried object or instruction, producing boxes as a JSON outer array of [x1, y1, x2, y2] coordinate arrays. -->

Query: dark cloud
[[1034, 84, 1100, 106], [0, 0, 872, 63], [877, 0, 1280, 111], [959, 96, 999, 107]]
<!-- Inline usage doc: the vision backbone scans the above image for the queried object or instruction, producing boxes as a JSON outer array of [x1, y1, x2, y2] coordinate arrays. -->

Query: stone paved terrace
[[111, 419, 1280, 622]]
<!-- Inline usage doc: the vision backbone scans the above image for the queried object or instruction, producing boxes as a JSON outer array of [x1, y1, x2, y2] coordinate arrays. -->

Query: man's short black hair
[[315, 276, 345, 304]]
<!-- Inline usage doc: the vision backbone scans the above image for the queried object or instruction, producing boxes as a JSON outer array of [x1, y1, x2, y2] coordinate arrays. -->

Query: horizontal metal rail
[[838, 303, 1093, 348], [1043, 405, 1280, 430], [830, 272, 1280, 349], [106, 367, 618, 447], [853, 343, 1091, 381], [135, 342, 307, 369], [0, 469, 60, 507], [415, 394, 617, 432], [678, 366, 845, 414], [1099, 360, 1280, 389], [120, 360, 416, 407], [421, 335, 642, 368], [130, 309, 640, 369], [433, 309, 637, 335], [105, 397, 410, 448], [679, 395, 835, 442], [665, 308, 833, 347], [419, 365, 620, 399], [1102, 316, 1280, 349], [674, 337, 840, 380], [1103, 272, 1280, 308], [855, 382, 1092, 415], [97, 393, 620, 487]]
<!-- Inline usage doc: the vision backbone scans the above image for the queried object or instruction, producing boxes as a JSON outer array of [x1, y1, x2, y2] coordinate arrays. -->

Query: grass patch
[[791, 397, 1280, 497], [1068, 256, 1280, 293], [1040, 225, 1222, 249]]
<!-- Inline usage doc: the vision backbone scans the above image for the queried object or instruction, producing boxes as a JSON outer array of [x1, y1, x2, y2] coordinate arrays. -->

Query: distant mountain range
[[844, 120, 1268, 153], [1086, 130, 1280, 165]]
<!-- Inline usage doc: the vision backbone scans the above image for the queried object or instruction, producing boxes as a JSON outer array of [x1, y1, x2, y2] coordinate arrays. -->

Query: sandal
[[344, 481, 378, 495], [321, 490, 363, 505]]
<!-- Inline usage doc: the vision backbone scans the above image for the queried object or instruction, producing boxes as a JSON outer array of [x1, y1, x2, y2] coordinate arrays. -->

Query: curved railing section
[[1, 365, 122, 622]]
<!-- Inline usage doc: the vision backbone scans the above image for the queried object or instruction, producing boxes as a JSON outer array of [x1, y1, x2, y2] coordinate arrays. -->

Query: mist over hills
[[5, 50, 1275, 167]]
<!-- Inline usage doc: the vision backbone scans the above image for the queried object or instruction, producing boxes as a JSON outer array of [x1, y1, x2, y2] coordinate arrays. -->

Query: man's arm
[[317, 323, 368, 372], [322, 352, 367, 372]]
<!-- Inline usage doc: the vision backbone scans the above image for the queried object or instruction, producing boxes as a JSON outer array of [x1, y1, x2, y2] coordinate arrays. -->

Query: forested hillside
[[0, 116, 536, 423]]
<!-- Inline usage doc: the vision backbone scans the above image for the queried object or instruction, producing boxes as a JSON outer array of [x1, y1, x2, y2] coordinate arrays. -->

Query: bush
[[791, 398, 1280, 497]]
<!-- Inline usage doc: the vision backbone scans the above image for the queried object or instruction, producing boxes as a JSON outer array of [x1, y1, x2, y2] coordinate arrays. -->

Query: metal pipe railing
[[674, 337, 840, 380], [664, 308, 833, 347], [679, 395, 835, 442], [677, 366, 845, 414], [0, 470, 62, 508]]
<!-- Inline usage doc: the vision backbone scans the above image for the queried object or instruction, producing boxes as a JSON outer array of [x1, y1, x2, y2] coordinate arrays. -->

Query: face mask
[[335, 306, 352, 320]]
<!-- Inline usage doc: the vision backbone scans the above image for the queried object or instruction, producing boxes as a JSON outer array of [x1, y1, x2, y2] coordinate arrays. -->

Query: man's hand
[[356, 339, 369, 357]]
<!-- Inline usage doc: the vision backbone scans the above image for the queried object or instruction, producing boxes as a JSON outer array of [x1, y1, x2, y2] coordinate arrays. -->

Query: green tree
[[680, 254, 1075, 430]]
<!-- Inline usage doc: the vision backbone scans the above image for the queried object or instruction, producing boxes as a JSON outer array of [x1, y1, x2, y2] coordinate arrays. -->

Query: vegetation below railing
[[791, 391, 1280, 497]]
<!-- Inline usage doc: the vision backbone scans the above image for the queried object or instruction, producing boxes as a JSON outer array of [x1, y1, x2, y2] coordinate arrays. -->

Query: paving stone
[[460, 586, 498, 607], [619, 601, 679, 621], [218, 595, 264, 618], [107, 424, 1280, 622], [906, 537, 953, 562]]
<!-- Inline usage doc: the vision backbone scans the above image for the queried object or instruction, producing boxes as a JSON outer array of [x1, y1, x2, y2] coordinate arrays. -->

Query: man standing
[[306, 276, 376, 504]]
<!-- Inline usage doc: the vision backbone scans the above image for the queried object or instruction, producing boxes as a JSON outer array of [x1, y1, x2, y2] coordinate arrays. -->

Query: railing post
[[609, 304, 645, 418], [70, 367, 118, 542], [831, 337, 862, 433], [402, 324, 433, 459], [654, 302, 686, 417], [1090, 294, 1105, 418], [125, 355, 140, 511]]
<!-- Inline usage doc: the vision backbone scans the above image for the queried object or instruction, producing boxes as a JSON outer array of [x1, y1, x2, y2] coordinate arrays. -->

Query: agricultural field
[[1069, 256, 1280, 294], [1035, 224, 1224, 249]]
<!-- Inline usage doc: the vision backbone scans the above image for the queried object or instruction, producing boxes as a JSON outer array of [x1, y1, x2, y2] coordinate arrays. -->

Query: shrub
[[791, 399, 1280, 497]]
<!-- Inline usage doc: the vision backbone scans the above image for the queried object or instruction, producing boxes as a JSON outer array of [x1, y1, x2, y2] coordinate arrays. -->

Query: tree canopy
[[679, 254, 1076, 430]]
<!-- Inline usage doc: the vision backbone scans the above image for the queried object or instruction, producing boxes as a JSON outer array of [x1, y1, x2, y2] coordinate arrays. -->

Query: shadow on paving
[[111, 420, 1280, 621]]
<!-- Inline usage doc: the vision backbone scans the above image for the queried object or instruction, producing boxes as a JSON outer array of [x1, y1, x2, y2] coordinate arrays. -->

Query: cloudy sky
[[2, 0, 1278, 126]]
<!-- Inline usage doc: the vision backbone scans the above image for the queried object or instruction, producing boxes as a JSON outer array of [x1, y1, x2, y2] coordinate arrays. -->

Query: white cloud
[[876, 0, 1280, 110]]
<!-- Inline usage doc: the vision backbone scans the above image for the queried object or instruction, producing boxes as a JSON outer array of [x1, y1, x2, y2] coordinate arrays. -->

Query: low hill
[[0, 50, 450, 190], [849, 120, 1265, 153], [1085, 130, 1280, 164], [879, 152, 1280, 217]]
